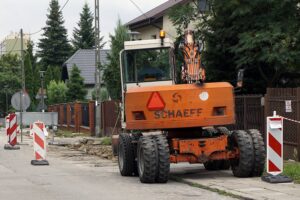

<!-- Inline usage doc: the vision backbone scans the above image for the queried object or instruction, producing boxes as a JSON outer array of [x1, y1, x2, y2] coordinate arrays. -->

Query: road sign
[[11, 91, 31, 111], [285, 100, 292, 113], [266, 116, 283, 176]]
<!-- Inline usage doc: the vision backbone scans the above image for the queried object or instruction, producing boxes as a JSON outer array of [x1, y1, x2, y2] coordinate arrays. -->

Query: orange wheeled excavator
[[116, 30, 265, 183]]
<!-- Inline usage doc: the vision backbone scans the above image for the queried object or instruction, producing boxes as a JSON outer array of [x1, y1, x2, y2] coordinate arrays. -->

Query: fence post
[[243, 96, 247, 130], [297, 88, 300, 161], [74, 102, 82, 132], [89, 101, 95, 136], [59, 104, 63, 126], [67, 103, 71, 129]]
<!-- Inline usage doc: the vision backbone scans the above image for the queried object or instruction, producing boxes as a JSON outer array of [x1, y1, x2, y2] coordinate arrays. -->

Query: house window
[[151, 35, 157, 39]]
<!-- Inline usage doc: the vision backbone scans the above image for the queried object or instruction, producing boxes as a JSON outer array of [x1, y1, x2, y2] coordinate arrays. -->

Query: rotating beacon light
[[160, 30, 166, 46]]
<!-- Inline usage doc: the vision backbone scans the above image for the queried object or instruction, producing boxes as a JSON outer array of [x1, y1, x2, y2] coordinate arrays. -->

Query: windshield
[[123, 48, 172, 83]]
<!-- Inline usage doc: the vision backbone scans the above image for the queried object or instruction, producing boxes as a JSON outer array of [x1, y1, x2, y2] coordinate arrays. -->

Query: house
[[126, 0, 190, 40], [62, 49, 110, 99], [0, 32, 30, 56]]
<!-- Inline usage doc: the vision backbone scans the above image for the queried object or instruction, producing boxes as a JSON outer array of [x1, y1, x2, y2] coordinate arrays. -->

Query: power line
[[28, 0, 71, 36], [128, 0, 176, 39], [60, 0, 70, 11]]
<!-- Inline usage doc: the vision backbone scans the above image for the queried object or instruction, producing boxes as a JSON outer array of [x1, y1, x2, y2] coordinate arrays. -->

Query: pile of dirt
[[68, 138, 115, 161]]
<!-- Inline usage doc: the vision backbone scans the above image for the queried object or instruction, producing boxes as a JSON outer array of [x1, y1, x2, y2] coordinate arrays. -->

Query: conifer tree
[[72, 3, 105, 50], [66, 65, 87, 101], [103, 19, 129, 100], [38, 0, 72, 71]]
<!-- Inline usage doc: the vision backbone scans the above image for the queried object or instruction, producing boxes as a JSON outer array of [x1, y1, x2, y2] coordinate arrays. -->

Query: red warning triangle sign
[[147, 92, 165, 111]]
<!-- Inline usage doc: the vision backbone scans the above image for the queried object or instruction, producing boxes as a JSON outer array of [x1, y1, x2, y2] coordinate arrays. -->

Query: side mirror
[[236, 69, 244, 88]]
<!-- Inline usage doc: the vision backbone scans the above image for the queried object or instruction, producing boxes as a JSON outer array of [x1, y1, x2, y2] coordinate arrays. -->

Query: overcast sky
[[0, 0, 167, 49]]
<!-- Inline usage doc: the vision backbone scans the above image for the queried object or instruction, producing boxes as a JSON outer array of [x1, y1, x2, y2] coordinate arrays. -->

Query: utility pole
[[20, 28, 25, 143], [39, 71, 45, 112], [95, 0, 102, 137]]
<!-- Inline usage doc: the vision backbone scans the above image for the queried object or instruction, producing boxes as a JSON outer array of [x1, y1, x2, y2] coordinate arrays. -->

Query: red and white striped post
[[4, 113, 20, 150], [31, 121, 49, 165], [262, 111, 292, 183], [5, 114, 10, 134], [266, 112, 283, 175]]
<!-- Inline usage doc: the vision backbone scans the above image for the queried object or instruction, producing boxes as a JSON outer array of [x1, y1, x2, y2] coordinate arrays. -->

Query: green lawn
[[283, 161, 300, 184]]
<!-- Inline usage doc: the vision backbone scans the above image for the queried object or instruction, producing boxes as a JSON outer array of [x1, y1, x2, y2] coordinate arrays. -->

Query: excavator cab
[[120, 38, 176, 92]]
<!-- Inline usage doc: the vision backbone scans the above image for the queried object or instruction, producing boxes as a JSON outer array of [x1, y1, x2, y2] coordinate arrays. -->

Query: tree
[[168, 0, 300, 93], [103, 19, 129, 100], [38, 0, 72, 71], [47, 80, 68, 105], [72, 3, 105, 51], [66, 65, 87, 101], [45, 65, 61, 87], [0, 54, 21, 114], [24, 41, 40, 110]]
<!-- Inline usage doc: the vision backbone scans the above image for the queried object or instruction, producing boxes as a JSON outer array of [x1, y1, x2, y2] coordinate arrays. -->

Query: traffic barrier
[[31, 121, 49, 166], [262, 111, 292, 183], [4, 113, 20, 150], [29, 123, 33, 137], [5, 115, 9, 134]]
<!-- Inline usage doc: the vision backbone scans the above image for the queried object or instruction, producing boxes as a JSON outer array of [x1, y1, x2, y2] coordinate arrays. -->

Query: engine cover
[[125, 82, 235, 130]]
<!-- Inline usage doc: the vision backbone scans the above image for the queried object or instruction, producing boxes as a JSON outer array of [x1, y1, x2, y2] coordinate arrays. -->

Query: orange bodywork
[[169, 135, 239, 163], [125, 82, 235, 130]]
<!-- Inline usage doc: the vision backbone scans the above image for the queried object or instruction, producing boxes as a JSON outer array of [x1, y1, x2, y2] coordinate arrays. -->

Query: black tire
[[247, 129, 266, 177], [137, 136, 157, 183], [118, 133, 135, 176], [130, 133, 142, 176], [203, 127, 218, 137], [204, 160, 230, 170], [204, 160, 221, 170], [230, 130, 254, 177], [216, 126, 231, 136], [220, 160, 231, 170], [154, 135, 170, 183]]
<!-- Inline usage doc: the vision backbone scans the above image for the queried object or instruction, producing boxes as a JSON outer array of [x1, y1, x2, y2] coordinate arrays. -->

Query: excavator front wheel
[[137, 136, 157, 183]]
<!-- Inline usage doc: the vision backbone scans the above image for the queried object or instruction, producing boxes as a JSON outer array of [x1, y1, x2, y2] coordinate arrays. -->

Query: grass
[[283, 161, 300, 184], [101, 137, 112, 145]]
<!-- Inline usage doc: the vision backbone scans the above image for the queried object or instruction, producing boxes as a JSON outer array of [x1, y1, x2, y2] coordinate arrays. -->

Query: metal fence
[[81, 103, 89, 127], [265, 88, 300, 161], [70, 104, 74, 125], [101, 101, 121, 136], [63, 104, 67, 124], [229, 95, 265, 135]]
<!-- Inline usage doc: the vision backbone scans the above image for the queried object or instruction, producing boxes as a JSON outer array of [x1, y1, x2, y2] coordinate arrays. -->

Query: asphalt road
[[0, 130, 235, 200]]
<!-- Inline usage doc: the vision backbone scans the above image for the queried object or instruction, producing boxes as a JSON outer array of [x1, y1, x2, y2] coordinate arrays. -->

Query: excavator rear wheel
[[118, 133, 136, 176], [230, 130, 254, 177], [247, 129, 266, 177], [137, 136, 158, 183], [216, 126, 231, 136], [204, 160, 230, 170], [153, 135, 170, 183]]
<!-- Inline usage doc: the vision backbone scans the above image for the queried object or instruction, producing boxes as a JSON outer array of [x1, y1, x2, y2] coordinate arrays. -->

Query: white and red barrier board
[[32, 122, 47, 160], [267, 117, 283, 175], [8, 113, 18, 146], [5, 115, 9, 133]]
